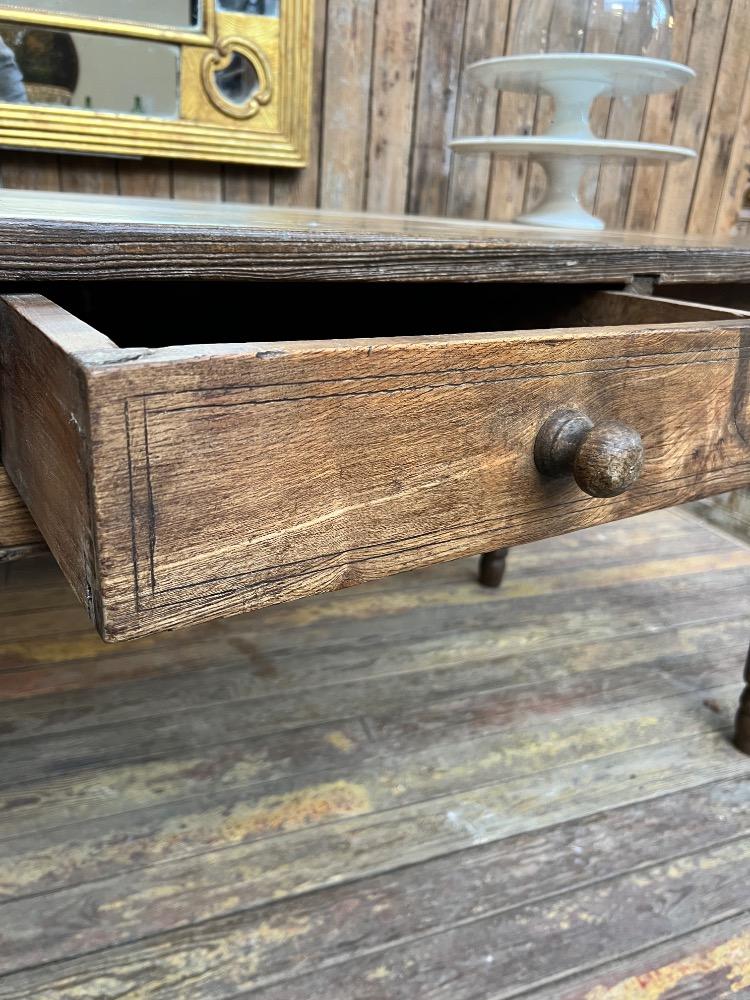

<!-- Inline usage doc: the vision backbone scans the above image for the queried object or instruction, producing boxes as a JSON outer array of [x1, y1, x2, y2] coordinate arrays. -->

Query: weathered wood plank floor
[[1, 509, 750, 999]]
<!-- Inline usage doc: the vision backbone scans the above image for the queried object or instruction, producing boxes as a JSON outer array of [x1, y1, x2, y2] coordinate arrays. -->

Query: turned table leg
[[478, 548, 508, 589], [735, 645, 750, 754]]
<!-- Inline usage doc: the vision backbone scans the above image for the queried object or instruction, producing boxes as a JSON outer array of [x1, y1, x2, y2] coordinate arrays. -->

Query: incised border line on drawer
[[120, 341, 750, 616]]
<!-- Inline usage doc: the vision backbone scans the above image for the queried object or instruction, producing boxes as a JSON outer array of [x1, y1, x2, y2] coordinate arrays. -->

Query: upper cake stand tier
[[468, 55, 696, 140]]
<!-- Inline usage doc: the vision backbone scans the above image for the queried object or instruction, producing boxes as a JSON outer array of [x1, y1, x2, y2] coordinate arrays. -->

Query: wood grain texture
[[0, 296, 116, 630], [115, 159, 172, 199], [0, 468, 43, 553], [485, 0, 534, 224], [655, 0, 733, 235], [365, 0, 424, 215], [223, 165, 273, 206], [0, 517, 739, 692], [171, 162, 223, 202], [4, 291, 750, 640], [1, 541, 747, 736], [715, 63, 750, 235], [564, 288, 750, 325], [0, 510, 749, 995], [687, 0, 750, 235], [4, 190, 750, 283], [584, 0, 650, 223], [536, 917, 750, 1000], [407, 0, 468, 217], [318, 0, 376, 211], [0, 150, 60, 192], [59, 155, 118, 196], [446, 0, 510, 220], [658, 281, 750, 547], [247, 835, 750, 999], [625, 0, 699, 232]]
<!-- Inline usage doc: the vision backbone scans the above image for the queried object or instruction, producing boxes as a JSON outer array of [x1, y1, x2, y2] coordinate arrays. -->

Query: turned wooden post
[[478, 548, 508, 588], [735, 645, 750, 754]]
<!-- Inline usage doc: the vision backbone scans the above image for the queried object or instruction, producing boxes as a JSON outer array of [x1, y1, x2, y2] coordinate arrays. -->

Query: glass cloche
[[512, 0, 675, 60]]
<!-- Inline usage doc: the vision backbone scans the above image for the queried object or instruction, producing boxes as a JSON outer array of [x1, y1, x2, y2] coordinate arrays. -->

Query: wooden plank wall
[[1, 0, 749, 235]]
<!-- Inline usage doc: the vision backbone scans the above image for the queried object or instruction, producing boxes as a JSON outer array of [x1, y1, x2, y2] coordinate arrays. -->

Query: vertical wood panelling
[[485, 0, 535, 222], [446, 0, 510, 219], [223, 165, 272, 204], [715, 67, 750, 233], [171, 163, 223, 201], [655, 0, 732, 233], [408, 0, 468, 217], [319, 0, 376, 210], [59, 155, 117, 194], [3, 0, 749, 235], [687, 0, 750, 234], [1, 150, 60, 191], [625, 0, 698, 232], [366, 0, 423, 215], [116, 160, 172, 199]]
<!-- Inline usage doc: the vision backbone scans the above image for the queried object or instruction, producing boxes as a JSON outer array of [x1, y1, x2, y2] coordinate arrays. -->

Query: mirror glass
[[0, 1, 282, 23], [216, 0, 279, 12], [0, 22, 179, 115], [0, 0, 309, 165], [0, 1, 199, 28], [213, 51, 260, 105]]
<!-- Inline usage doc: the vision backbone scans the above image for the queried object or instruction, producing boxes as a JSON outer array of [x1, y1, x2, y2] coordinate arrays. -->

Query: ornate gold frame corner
[[0, 0, 313, 166]]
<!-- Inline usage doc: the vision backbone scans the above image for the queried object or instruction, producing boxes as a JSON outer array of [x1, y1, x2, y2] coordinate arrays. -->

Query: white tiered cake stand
[[451, 54, 696, 231]]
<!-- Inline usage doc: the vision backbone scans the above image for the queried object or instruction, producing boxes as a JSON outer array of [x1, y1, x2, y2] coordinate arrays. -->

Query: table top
[[1, 188, 750, 284]]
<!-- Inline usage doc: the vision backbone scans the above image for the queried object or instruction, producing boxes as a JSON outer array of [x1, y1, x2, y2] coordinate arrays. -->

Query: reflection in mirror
[[0, 1, 199, 28], [217, 0, 279, 16], [214, 51, 259, 104], [0, 22, 179, 115]]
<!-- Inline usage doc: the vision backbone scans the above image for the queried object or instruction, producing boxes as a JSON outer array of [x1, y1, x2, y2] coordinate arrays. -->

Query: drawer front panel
[[119, 348, 747, 619], [3, 293, 750, 640]]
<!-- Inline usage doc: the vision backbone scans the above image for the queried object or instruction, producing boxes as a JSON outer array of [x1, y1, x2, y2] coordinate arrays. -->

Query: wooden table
[[2, 189, 750, 752]]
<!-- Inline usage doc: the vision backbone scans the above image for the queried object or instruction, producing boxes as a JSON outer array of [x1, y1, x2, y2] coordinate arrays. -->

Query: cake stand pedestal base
[[516, 156, 602, 231]]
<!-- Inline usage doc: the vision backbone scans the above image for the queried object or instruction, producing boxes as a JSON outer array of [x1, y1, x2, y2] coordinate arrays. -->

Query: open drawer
[[2, 286, 750, 641]]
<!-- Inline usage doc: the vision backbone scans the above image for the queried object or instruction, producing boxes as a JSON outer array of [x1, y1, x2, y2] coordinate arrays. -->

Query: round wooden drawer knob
[[534, 409, 644, 499]]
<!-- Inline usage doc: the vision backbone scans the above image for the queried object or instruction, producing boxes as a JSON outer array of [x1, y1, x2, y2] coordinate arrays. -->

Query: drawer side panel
[[0, 296, 102, 621]]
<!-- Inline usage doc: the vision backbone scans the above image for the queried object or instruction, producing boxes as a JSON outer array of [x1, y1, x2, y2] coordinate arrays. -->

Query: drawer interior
[[25, 282, 750, 349], [658, 283, 750, 312]]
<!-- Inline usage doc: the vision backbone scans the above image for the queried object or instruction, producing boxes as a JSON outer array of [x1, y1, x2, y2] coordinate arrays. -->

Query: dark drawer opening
[[18, 281, 657, 349]]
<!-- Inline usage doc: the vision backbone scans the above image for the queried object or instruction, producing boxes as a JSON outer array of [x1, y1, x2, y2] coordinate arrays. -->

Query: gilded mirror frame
[[0, 0, 312, 165]]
